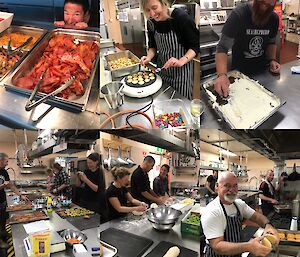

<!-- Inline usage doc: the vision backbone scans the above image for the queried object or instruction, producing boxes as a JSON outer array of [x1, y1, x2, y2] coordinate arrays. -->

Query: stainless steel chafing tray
[[201, 70, 285, 129], [105, 50, 140, 78], [0, 25, 47, 82], [3, 29, 100, 112]]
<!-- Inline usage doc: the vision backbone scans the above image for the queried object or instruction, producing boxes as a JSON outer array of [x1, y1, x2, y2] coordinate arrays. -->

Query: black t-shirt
[[106, 184, 128, 219], [131, 166, 151, 205], [222, 3, 279, 74], [81, 168, 105, 202], [0, 168, 10, 203], [207, 175, 217, 194], [148, 8, 200, 55], [259, 181, 275, 212]]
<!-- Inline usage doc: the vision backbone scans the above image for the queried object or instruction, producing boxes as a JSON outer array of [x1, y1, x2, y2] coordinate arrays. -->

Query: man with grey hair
[[201, 172, 279, 257], [0, 152, 29, 248]]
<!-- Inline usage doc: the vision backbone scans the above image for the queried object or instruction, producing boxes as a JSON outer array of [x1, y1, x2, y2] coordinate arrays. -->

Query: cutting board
[[101, 228, 153, 257], [145, 241, 199, 257]]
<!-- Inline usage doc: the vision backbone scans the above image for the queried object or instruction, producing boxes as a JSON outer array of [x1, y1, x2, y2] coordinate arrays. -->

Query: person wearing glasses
[[201, 172, 280, 257], [214, 0, 280, 97]]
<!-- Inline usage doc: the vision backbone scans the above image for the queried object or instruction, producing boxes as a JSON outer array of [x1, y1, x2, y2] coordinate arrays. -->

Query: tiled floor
[[280, 41, 299, 64]]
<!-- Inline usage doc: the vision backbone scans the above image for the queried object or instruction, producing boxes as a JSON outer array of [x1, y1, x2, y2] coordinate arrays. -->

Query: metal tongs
[[25, 75, 76, 111], [7, 37, 33, 56]]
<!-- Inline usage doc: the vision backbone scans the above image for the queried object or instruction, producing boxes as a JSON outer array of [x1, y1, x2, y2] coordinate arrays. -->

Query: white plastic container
[[152, 99, 193, 129], [0, 12, 13, 33]]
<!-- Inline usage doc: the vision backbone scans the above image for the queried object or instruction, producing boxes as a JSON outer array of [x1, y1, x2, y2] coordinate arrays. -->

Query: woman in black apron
[[140, 0, 199, 99]]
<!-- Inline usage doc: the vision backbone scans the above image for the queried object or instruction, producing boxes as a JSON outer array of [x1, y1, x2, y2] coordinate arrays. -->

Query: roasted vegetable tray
[[277, 229, 300, 246], [9, 210, 49, 224], [3, 28, 100, 112], [201, 70, 284, 129], [56, 207, 94, 218], [0, 25, 46, 82]]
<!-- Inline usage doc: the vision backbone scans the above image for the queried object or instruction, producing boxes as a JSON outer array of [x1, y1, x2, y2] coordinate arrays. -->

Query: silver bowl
[[148, 219, 176, 231], [146, 206, 182, 230], [60, 229, 87, 246]]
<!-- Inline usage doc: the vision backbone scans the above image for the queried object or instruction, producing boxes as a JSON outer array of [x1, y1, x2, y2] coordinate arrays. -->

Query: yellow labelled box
[[30, 231, 52, 257]]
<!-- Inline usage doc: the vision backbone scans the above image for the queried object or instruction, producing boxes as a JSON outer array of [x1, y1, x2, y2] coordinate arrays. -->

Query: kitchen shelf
[[200, 165, 227, 171], [173, 165, 197, 169]]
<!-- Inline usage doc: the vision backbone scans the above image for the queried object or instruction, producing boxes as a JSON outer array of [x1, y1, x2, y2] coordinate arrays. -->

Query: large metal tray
[[3, 29, 100, 112], [105, 50, 140, 78], [277, 229, 300, 247], [201, 70, 285, 129], [0, 25, 47, 82], [274, 204, 292, 214], [101, 241, 118, 257]]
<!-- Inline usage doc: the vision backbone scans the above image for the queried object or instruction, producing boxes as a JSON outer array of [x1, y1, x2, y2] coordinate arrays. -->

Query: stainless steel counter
[[10, 212, 96, 257], [99, 46, 198, 129], [0, 69, 100, 129], [10, 210, 200, 257], [98, 214, 200, 256], [200, 60, 300, 129]]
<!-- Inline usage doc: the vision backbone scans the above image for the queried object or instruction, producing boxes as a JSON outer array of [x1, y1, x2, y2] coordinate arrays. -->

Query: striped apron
[[205, 200, 243, 257], [152, 22, 193, 99]]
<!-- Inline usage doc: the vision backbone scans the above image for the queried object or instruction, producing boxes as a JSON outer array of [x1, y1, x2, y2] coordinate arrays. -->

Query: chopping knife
[[25, 76, 76, 111]]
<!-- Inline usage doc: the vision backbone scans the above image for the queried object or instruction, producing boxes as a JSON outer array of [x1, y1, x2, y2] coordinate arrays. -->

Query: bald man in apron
[[201, 172, 280, 257]]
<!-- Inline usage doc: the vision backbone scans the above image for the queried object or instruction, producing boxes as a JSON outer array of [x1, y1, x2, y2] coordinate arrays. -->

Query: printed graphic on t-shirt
[[244, 36, 264, 58], [244, 29, 270, 59], [0, 175, 5, 185]]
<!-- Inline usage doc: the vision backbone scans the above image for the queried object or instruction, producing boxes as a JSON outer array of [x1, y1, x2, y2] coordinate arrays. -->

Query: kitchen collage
[[0, 0, 299, 257]]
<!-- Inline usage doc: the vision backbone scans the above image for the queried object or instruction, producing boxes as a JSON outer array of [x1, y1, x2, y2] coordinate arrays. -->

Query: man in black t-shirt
[[214, 0, 280, 97], [259, 170, 280, 217], [131, 156, 165, 205], [205, 170, 218, 197], [0, 153, 29, 248]]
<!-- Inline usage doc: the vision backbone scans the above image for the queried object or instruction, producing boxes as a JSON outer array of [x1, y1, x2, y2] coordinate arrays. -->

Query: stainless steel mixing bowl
[[60, 229, 87, 246], [146, 206, 182, 230]]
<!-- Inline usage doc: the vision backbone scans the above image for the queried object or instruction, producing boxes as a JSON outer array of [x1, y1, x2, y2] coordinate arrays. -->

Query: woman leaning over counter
[[106, 167, 148, 220]]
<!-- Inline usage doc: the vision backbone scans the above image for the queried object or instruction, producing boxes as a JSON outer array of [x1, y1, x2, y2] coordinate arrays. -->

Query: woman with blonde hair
[[140, 0, 199, 99], [106, 167, 148, 220]]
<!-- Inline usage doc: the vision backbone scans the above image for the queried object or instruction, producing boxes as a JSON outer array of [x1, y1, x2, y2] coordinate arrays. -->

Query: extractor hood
[[28, 130, 100, 159], [100, 128, 196, 156]]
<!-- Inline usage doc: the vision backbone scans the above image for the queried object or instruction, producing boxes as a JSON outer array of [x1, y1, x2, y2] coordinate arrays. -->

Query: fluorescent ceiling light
[[219, 148, 237, 157]]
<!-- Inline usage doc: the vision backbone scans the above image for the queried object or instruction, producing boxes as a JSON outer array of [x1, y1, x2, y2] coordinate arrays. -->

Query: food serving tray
[[274, 204, 292, 214], [201, 70, 285, 129], [0, 25, 47, 82], [9, 210, 49, 224], [277, 229, 300, 246], [101, 241, 118, 257], [105, 50, 140, 78], [7, 203, 32, 212], [3, 29, 100, 112]]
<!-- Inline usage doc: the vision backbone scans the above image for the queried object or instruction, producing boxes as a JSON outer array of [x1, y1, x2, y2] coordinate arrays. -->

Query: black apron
[[153, 23, 193, 99], [205, 200, 243, 257]]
